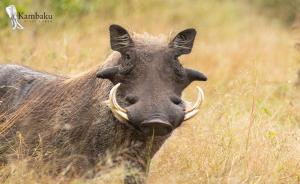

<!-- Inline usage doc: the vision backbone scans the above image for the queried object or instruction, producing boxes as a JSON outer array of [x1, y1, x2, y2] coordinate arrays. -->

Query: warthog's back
[[0, 64, 62, 114]]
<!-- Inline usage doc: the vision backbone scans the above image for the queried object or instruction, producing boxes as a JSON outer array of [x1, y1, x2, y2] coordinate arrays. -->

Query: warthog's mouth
[[140, 118, 173, 136], [104, 83, 204, 134]]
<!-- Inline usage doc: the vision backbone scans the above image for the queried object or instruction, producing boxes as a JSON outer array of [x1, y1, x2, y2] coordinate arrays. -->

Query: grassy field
[[0, 0, 300, 183]]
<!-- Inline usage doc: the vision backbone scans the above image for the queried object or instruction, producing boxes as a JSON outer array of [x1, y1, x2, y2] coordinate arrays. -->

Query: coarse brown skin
[[0, 63, 163, 183], [0, 25, 207, 184]]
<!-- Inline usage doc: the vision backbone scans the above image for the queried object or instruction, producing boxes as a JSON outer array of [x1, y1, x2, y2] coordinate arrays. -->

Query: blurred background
[[0, 0, 300, 27], [0, 0, 299, 74], [0, 1, 300, 184]]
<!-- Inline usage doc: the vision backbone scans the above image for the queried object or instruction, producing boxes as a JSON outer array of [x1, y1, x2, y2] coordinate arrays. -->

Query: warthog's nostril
[[170, 96, 182, 105], [141, 118, 173, 136], [125, 95, 139, 104]]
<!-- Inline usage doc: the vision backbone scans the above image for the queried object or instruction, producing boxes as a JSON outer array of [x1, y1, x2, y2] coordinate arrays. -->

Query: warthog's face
[[97, 25, 207, 136]]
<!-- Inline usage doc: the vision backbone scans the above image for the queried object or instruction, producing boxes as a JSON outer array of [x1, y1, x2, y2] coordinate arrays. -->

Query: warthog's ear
[[185, 68, 207, 82], [96, 66, 119, 80], [169, 28, 196, 55], [109, 24, 133, 53]]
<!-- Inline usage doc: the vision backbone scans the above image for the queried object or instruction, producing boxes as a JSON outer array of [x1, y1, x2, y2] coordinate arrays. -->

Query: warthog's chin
[[105, 83, 205, 132], [140, 118, 173, 136]]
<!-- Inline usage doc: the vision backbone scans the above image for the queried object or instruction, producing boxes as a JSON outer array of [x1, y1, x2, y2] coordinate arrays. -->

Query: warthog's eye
[[173, 55, 179, 60], [125, 95, 139, 104], [123, 50, 134, 62], [119, 51, 136, 75], [125, 53, 131, 60], [170, 96, 182, 105]]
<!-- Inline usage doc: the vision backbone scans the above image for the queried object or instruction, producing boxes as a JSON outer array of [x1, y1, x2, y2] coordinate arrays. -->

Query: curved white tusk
[[184, 109, 199, 121], [113, 109, 129, 122], [107, 83, 129, 122], [185, 86, 204, 113], [184, 86, 204, 120], [110, 83, 127, 113]]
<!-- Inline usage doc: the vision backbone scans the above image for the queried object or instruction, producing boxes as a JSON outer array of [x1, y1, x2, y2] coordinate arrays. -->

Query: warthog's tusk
[[107, 84, 204, 122], [184, 86, 204, 121], [111, 83, 127, 113], [108, 83, 129, 122]]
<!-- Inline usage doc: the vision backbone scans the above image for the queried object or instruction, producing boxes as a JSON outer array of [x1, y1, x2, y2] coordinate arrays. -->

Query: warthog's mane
[[112, 31, 169, 51], [131, 32, 168, 47]]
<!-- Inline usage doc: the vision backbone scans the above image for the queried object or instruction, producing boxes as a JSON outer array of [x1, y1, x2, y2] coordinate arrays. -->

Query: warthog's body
[[0, 61, 166, 182], [0, 25, 207, 183]]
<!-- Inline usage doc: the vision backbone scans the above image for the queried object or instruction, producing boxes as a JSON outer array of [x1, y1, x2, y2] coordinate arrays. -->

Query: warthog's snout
[[140, 118, 173, 136], [104, 83, 205, 136]]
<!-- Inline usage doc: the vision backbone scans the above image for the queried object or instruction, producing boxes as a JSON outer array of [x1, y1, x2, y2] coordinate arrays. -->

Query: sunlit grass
[[0, 0, 299, 183]]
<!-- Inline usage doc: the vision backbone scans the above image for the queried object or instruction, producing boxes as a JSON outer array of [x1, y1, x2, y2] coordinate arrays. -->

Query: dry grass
[[0, 1, 300, 183]]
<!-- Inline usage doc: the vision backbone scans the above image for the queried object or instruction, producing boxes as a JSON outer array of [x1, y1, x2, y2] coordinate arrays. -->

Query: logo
[[5, 5, 55, 30], [6, 5, 24, 30], [18, 12, 54, 22]]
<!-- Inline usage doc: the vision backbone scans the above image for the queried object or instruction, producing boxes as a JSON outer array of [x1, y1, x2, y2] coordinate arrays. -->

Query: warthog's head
[[97, 24, 207, 136]]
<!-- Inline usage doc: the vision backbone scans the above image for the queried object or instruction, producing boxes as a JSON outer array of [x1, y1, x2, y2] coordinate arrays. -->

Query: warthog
[[0, 25, 207, 183]]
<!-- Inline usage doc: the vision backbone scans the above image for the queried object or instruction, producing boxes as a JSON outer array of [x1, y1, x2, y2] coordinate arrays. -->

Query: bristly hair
[[111, 34, 134, 50], [172, 38, 193, 50], [131, 32, 168, 47]]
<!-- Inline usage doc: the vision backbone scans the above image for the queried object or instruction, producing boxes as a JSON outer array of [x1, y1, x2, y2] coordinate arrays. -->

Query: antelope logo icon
[[6, 5, 24, 30]]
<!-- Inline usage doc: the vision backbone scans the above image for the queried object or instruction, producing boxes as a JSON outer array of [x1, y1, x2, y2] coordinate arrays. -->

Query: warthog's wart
[[0, 24, 207, 184]]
